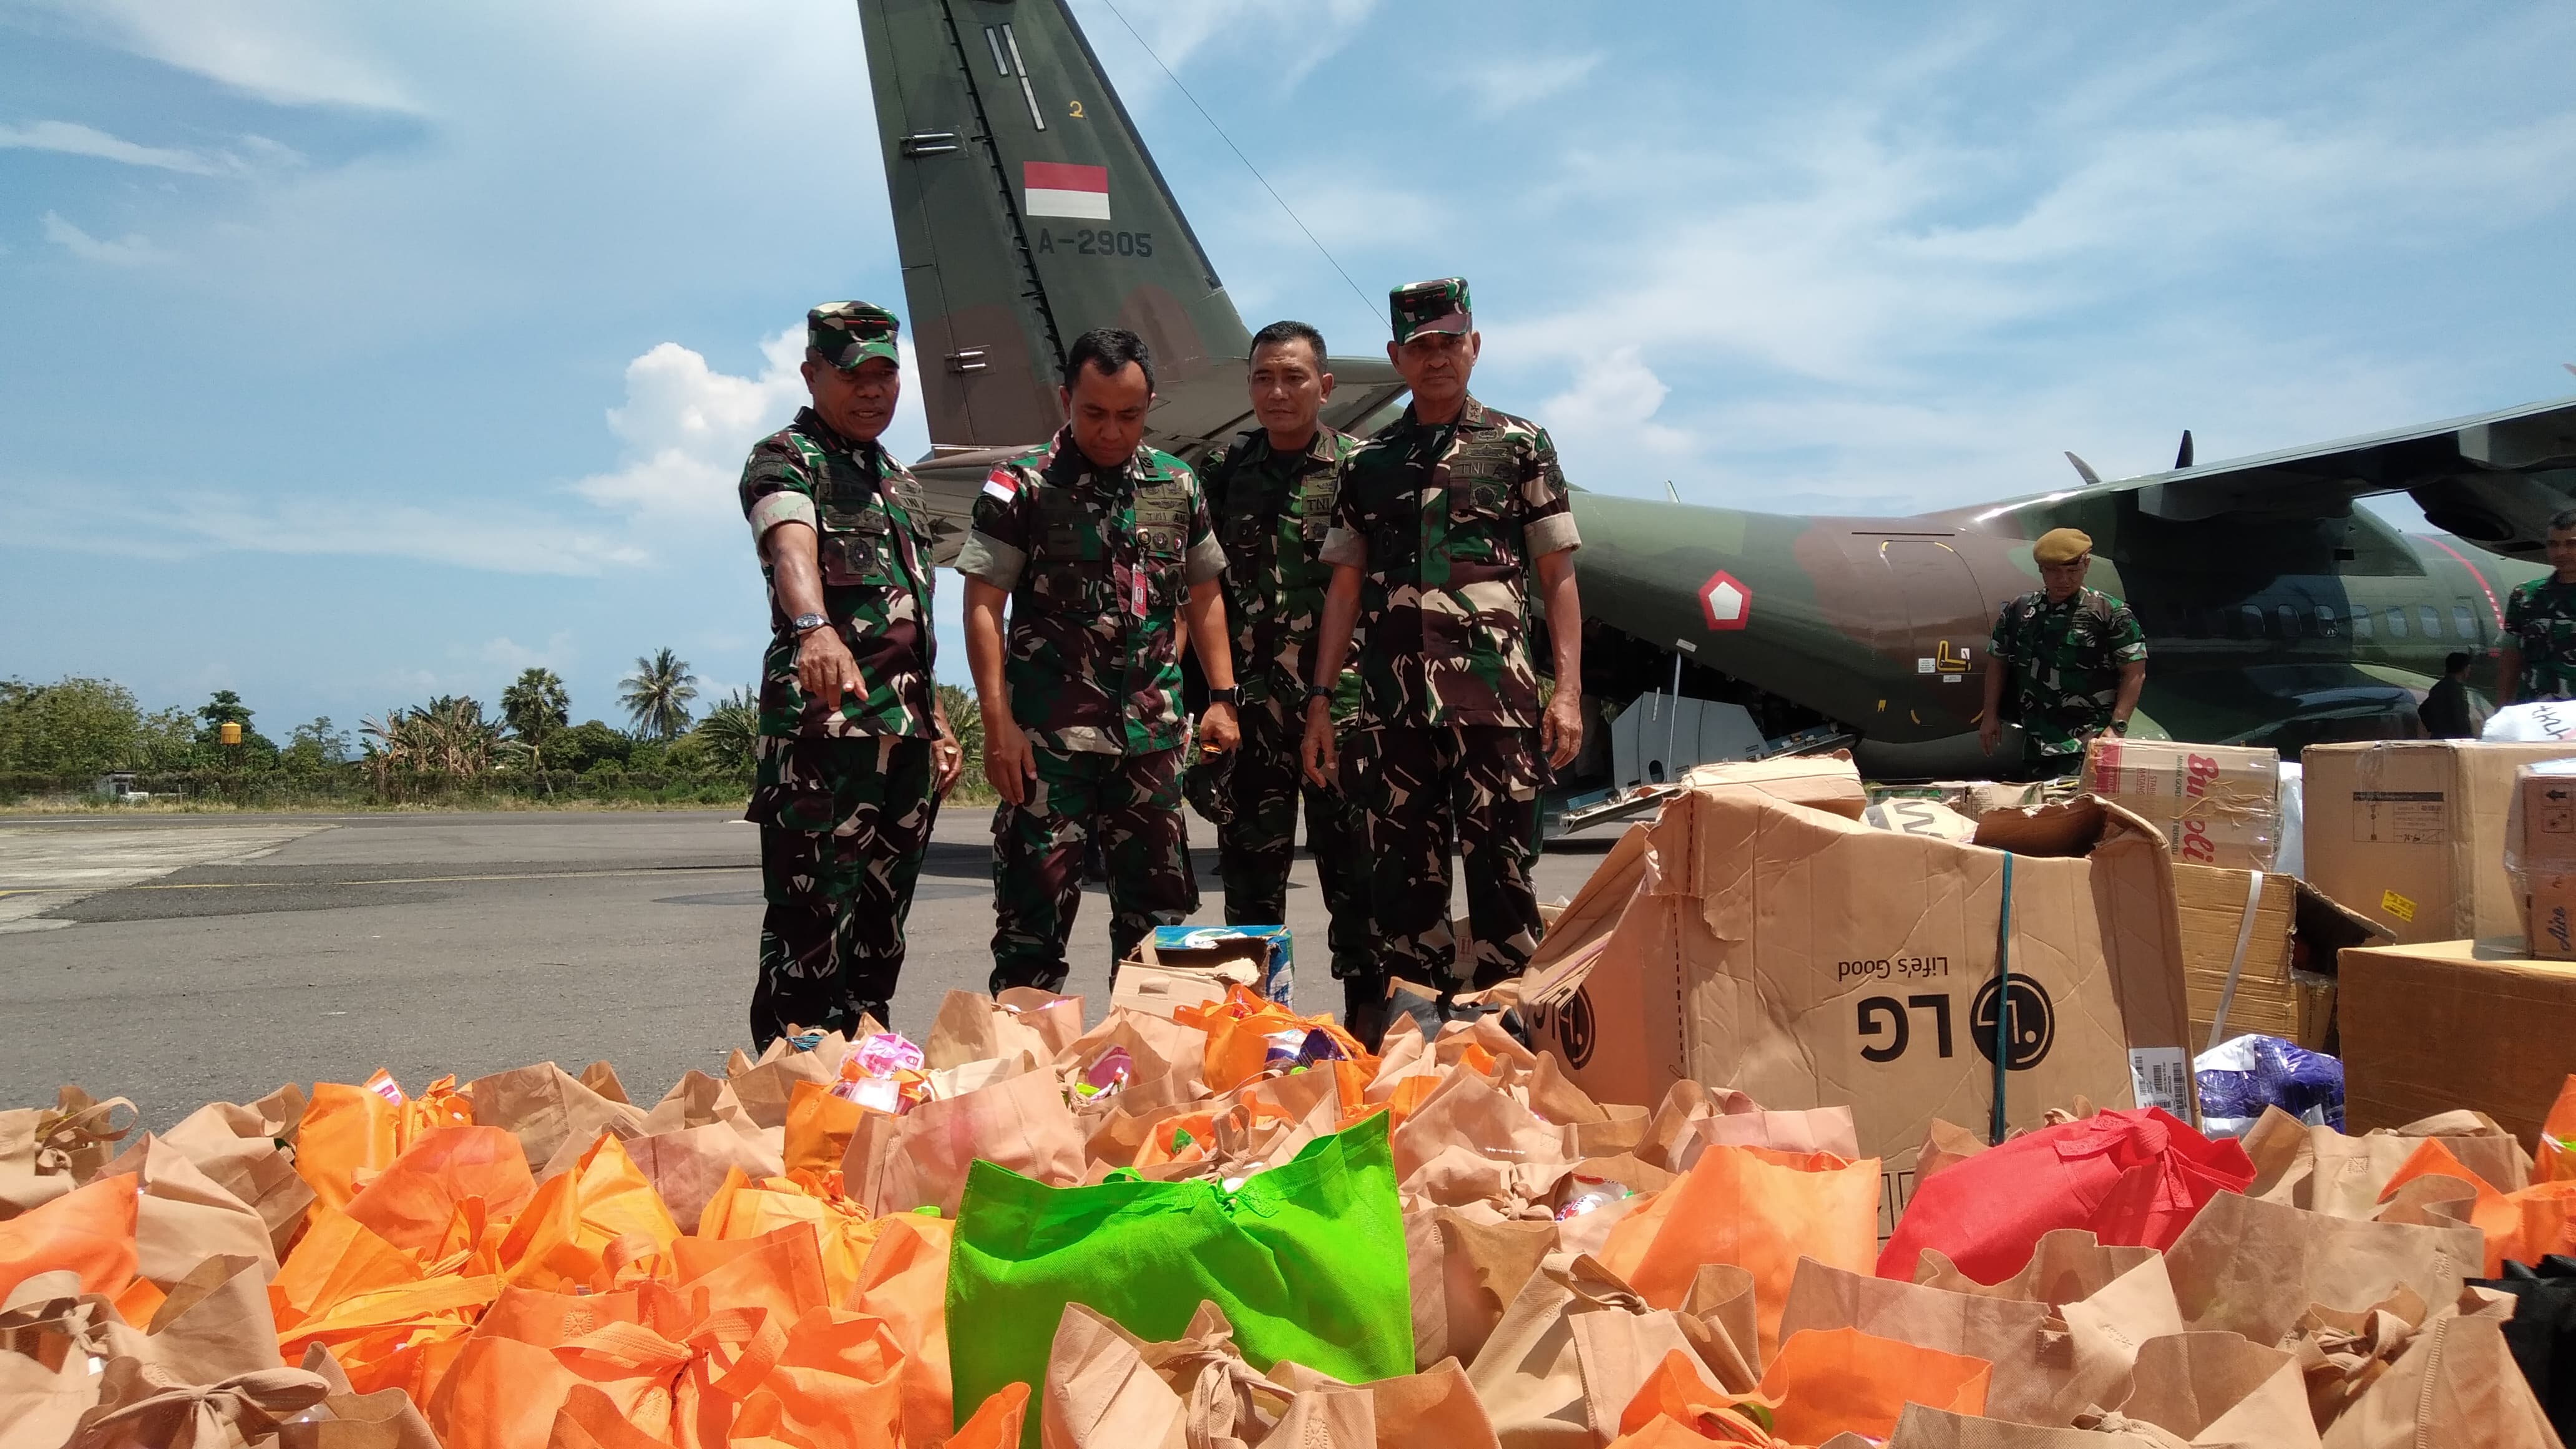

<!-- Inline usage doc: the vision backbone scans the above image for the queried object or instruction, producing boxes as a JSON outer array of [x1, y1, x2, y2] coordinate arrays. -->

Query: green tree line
[[2, 661, 991, 808]]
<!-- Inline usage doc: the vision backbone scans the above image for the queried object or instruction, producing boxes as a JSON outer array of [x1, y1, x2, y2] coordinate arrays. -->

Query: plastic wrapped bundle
[[2195, 1033, 2344, 1137]]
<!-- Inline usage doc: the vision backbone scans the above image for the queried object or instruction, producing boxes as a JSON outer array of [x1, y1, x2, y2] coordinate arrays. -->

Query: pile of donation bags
[[4, 980, 2575, 1449]]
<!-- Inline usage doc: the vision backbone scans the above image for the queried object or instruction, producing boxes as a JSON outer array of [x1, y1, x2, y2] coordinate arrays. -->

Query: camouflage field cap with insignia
[[1390, 277, 1472, 344], [2033, 527, 2093, 565], [807, 301, 902, 369]]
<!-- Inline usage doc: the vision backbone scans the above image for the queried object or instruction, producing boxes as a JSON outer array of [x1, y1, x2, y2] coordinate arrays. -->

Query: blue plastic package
[[2195, 1033, 2344, 1137]]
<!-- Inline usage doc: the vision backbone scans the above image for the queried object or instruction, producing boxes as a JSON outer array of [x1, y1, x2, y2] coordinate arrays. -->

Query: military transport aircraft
[[854, 0, 2576, 781]]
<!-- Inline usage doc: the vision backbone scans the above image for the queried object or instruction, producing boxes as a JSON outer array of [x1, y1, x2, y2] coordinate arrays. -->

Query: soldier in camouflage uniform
[[1198, 320, 1378, 1036], [2500, 509, 2576, 703], [1304, 279, 1587, 991], [959, 328, 1239, 993], [737, 302, 964, 1049], [1979, 527, 2148, 776]]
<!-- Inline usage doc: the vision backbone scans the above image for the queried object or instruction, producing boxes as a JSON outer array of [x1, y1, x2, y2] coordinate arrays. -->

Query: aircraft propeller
[[2175, 429, 2195, 469], [2064, 452, 2102, 485]]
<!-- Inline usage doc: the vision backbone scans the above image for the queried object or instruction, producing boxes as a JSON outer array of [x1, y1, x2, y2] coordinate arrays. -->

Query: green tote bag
[[946, 1109, 1413, 1444]]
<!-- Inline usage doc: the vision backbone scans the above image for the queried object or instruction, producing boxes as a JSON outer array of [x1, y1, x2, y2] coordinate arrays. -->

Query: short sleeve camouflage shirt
[[1989, 586, 2148, 758], [1318, 396, 1580, 729], [1199, 425, 1362, 728], [955, 427, 1226, 754], [2505, 578, 2576, 701], [738, 407, 938, 740]]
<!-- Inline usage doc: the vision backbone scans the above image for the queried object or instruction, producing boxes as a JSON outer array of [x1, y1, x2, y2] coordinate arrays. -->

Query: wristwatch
[[1306, 683, 1334, 701], [789, 612, 829, 634], [1206, 686, 1240, 707], [2107, 718, 2130, 737]]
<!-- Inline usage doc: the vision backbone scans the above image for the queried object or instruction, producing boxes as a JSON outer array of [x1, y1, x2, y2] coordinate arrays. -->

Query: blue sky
[[4, 0, 2573, 737]]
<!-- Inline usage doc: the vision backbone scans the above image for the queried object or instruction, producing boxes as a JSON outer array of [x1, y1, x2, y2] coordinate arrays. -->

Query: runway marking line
[[117, 864, 753, 891]]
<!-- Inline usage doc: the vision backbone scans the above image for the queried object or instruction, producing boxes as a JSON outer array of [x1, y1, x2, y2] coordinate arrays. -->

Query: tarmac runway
[[0, 807, 1614, 1127]]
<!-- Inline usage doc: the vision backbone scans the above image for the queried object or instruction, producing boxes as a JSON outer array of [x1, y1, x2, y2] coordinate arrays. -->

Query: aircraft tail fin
[[859, 0, 1255, 451]]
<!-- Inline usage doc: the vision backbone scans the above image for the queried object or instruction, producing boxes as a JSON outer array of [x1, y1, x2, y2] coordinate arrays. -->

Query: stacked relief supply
[[2510, 759, 2576, 960], [2082, 738, 2282, 871], [2303, 741, 2576, 944], [1518, 778, 2195, 1237]]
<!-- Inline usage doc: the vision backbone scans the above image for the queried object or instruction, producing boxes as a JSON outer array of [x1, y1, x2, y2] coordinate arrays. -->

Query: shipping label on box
[[2351, 790, 2449, 844]]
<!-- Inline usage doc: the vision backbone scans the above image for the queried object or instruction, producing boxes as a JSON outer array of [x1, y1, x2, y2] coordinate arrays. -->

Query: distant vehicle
[[852, 0, 2576, 780], [94, 773, 149, 803]]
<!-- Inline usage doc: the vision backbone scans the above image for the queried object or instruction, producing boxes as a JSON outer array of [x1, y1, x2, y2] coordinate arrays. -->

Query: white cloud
[[1454, 51, 1602, 116], [2, 120, 222, 174], [1085, 0, 1378, 80], [572, 328, 930, 525], [478, 633, 577, 672], [27, 0, 418, 112], [0, 474, 648, 575], [1541, 347, 1691, 465], [40, 211, 168, 265]]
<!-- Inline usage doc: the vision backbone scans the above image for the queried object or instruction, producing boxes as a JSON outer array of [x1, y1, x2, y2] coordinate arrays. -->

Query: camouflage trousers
[[1352, 723, 1545, 992], [990, 745, 1198, 994], [748, 733, 939, 1051], [1217, 707, 1377, 1033]]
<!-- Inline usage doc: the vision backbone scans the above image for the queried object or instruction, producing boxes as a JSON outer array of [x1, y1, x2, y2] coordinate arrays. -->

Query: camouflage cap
[[1390, 277, 1471, 344], [2033, 527, 2094, 565], [807, 301, 902, 369]]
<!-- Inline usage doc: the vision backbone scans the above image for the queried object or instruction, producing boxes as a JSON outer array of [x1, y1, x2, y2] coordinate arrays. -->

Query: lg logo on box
[[1529, 987, 1597, 1070], [1856, 976, 2055, 1070]]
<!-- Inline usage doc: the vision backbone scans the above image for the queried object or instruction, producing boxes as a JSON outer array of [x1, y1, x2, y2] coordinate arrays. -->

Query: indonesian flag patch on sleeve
[[981, 468, 1020, 504]]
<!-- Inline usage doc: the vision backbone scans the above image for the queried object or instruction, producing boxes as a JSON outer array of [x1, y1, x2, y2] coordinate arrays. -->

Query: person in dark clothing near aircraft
[[2419, 652, 2477, 738]]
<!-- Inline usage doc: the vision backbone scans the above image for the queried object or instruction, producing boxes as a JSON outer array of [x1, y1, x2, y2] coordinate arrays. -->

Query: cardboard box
[[2511, 762, 2576, 960], [2302, 741, 2576, 943], [1677, 753, 1868, 820], [1520, 788, 2192, 1235], [2173, 862, 2296, 1047], [2170, 866, 2388, 1050], [1112, 925, 1289, 1018], [2084, 738, 2281, 871], [2529, 875, 2576, 961], [2339, 939, 2576, 1142], [1860, 798, 1981, 843]]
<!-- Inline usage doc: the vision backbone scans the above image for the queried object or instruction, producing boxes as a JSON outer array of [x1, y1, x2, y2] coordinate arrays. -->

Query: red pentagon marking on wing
[[1699, 570, 1752, 632]]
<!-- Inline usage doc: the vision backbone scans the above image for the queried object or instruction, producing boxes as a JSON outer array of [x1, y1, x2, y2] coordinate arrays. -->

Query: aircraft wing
[[2072, 394, 2576, 558]]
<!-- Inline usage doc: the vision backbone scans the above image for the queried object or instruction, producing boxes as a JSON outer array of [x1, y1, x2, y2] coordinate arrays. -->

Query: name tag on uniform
[[1126, 563, 1147, 618]]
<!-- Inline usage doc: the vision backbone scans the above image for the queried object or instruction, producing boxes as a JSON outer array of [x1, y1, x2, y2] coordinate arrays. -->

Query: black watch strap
[[1306, 683, 1334, 700], [1207, 686, 1240, 706]]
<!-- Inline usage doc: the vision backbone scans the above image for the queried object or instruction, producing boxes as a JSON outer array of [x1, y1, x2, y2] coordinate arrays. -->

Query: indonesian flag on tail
[[982, 468, 1020, 504], [1023, 161, 1110, 220]]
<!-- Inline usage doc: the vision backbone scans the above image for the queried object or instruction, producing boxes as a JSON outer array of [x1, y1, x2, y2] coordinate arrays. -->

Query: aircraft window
[[2418, 604, 2442, 638], [2454, 603, 2477, 641], [2385, 606, 2407, 638], [2351, 607, 2371, 640], [2237, 605, 2263, 640], [2278, 605, 2300, 638], [2315, 605, 2340, 638]]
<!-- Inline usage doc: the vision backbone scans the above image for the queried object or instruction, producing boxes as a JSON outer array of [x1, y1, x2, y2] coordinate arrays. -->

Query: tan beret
[[2033, 527, 2093, 565]]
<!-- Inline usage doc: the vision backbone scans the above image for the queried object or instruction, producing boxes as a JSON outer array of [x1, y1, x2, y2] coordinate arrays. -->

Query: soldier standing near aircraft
[[961, 328, 1239, 993], [2498, 510, 2576, 704], [1197, 321, 1377, 1037], [1979, 527, 2147, 777], [1304, 278, 1585, 992], [737, 302, 964, 1048]]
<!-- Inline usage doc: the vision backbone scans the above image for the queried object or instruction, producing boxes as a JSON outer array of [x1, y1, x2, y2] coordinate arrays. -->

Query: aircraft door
[[1871, 537, 1993, 730]]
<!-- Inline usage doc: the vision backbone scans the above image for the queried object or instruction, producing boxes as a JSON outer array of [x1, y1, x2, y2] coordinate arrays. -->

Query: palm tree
[[689, 688, 760, 773], [620, 649, 699, 741], [500, 668, 570, 743]]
